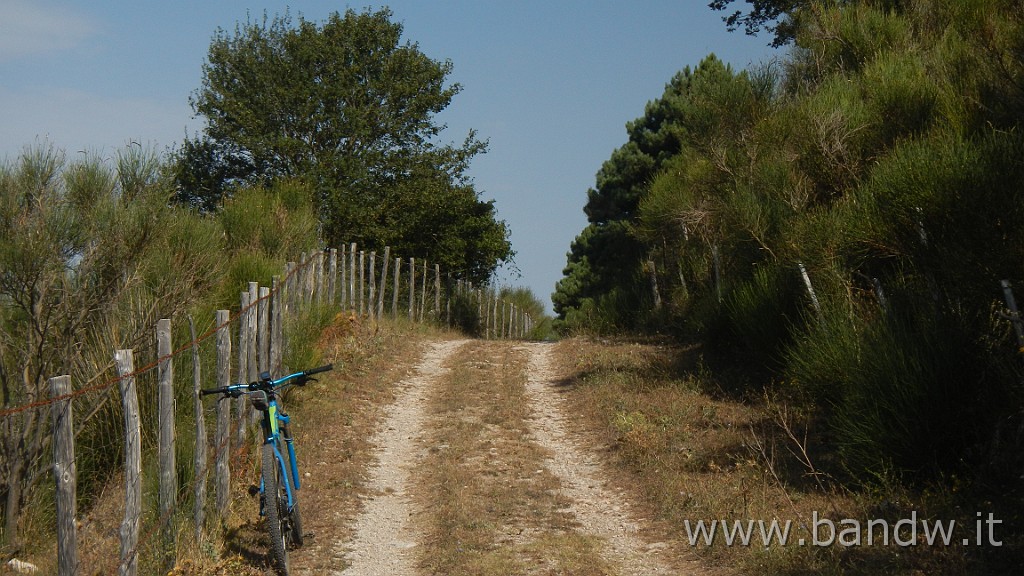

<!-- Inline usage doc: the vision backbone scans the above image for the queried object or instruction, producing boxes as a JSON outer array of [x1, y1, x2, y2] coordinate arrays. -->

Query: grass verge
[[547, 337, 1015, 575]]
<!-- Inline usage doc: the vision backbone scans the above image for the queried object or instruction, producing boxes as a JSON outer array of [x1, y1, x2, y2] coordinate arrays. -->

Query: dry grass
[[414, 341, 615, 576], [547, 338, 864, 575], [545, 337, 1022, 575]]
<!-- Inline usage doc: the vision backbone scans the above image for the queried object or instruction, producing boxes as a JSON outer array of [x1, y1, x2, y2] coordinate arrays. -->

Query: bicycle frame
[[201, 364, 332, 515], [256, 386, 300, 515]]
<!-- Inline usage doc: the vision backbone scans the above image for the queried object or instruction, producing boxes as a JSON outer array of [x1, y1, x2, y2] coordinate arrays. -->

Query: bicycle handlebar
[[304, 364, 333, 376], [200, 384, 250, 397], [201, 364, 335, 398]]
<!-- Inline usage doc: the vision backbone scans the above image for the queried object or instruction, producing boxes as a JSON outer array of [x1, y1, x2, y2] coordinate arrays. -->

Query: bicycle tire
[[290, 493, 304, 547], [282, 436, 303, 547], [262, 443, 290, 574]]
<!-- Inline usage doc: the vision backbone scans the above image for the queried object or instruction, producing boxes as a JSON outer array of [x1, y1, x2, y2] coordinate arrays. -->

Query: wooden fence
[[39, 243, 532, 575]]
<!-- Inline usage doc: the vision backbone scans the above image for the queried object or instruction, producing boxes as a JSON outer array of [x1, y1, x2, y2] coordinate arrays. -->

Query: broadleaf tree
[[175, 8, 511, 283]]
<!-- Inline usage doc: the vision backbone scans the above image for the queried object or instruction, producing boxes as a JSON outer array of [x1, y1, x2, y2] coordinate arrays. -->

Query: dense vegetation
[[555, 0, 1024, 505], [0, 144, 322, 548]]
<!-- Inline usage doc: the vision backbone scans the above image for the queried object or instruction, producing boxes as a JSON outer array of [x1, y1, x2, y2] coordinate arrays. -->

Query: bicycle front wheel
[[262, 442, 290, 574], [290, 490, 303, 546]]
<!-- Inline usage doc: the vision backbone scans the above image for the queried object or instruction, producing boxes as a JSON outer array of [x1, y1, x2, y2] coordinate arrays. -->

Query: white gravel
[[332, 339, 468, 576], [518, 342, 693, 576]]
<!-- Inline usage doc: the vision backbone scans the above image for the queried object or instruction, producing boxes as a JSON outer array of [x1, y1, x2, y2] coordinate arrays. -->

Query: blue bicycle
[[202, 364, 333, 574]]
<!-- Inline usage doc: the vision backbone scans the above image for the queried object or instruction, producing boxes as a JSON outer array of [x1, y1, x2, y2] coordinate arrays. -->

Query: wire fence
[[2, 242, 534, 575]]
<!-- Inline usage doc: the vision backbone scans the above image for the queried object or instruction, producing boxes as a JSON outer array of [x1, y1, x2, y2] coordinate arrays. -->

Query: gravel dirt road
[[320, 338, 696, 576]]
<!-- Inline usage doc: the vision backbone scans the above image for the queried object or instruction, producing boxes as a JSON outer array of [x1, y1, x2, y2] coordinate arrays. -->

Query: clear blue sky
[[0, 1, 779, 313]]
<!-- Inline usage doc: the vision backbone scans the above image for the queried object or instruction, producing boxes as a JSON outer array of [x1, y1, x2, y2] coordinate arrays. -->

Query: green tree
[[176, 8, 511, 283], [554, 56, 747, 328], [708, 0, 805, 46]]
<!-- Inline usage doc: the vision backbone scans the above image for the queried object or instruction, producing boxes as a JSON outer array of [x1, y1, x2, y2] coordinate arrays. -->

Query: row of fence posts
[[289, 244, 534, 338], [47, 245, 532, 575]]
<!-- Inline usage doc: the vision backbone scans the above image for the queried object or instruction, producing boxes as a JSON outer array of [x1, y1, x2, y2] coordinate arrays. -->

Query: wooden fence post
[[420, 260, 428, 322], [284, 262, 296, 312], [492, 294, 499, 339], [477, 289, 484, 337], [359, 251, 366, 316], [372, 251, 380, 319], [648, 259, 662, 310], [305, 253, 316, 304], [156, 318, 176, 569], [295, 252, 304, 305], [51, 374, 77, 576], [298, 251, 308, 305], [247, 284, 259, 426], [434, 264, 441, 320], [797, 261, 823, 323], [339, 245, 347, 309], [236, 291, 250, 445], [378, 246, 390, 318], [115, 350, 140, 576], [408, 258, 416, 321], [189, 316, 207, 545], [316, 250, 325, 304], [328, 248, 338, 306], [308, 251, 317, 304], [483, 291, 489, 339], [271, 276, 283, 375], [258, 286, 270, 378], [349, 242, 357, 311], [214, 310, 232, 517], [392, 256, 401, 317]]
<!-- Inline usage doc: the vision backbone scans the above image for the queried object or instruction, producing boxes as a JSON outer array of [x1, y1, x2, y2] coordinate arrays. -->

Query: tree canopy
[[708, 0, 804, 46], [174, 8, 511, 284], [553, 55, 744, 327]]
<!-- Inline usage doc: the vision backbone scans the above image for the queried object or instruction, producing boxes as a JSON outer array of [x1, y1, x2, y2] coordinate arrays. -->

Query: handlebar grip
[[200, 388, 225, 396], [305, 364, 333, 376]]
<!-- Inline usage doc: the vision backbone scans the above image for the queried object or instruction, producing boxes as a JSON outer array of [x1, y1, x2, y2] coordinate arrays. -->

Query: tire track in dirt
[[518, 341, 697, 576], [332, 338, 700, 575], [331, 339, 469, 576]]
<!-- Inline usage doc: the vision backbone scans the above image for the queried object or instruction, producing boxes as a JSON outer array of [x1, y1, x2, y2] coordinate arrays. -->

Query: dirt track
[[316, 338, 694, 575]]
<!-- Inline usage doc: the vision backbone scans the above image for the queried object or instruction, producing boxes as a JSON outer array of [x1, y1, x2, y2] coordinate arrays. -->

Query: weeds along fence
[[4, 243, 532, 576]]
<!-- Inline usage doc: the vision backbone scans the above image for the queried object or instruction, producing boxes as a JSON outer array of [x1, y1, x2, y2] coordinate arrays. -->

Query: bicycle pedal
[[247, 485, 260, 497]]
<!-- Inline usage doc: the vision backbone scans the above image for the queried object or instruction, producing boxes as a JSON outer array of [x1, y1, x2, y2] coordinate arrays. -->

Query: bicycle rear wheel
[[262, 442, 290, 574]]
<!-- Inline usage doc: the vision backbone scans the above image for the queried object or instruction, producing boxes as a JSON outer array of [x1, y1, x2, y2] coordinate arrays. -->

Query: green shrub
[[720, 263, 803, 371], [218, 179, 318, 256], [282, 302, 336, 372], [861, 50, 939, 145], [838, 307, 998, 482], [449, 292, 482, 336]]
